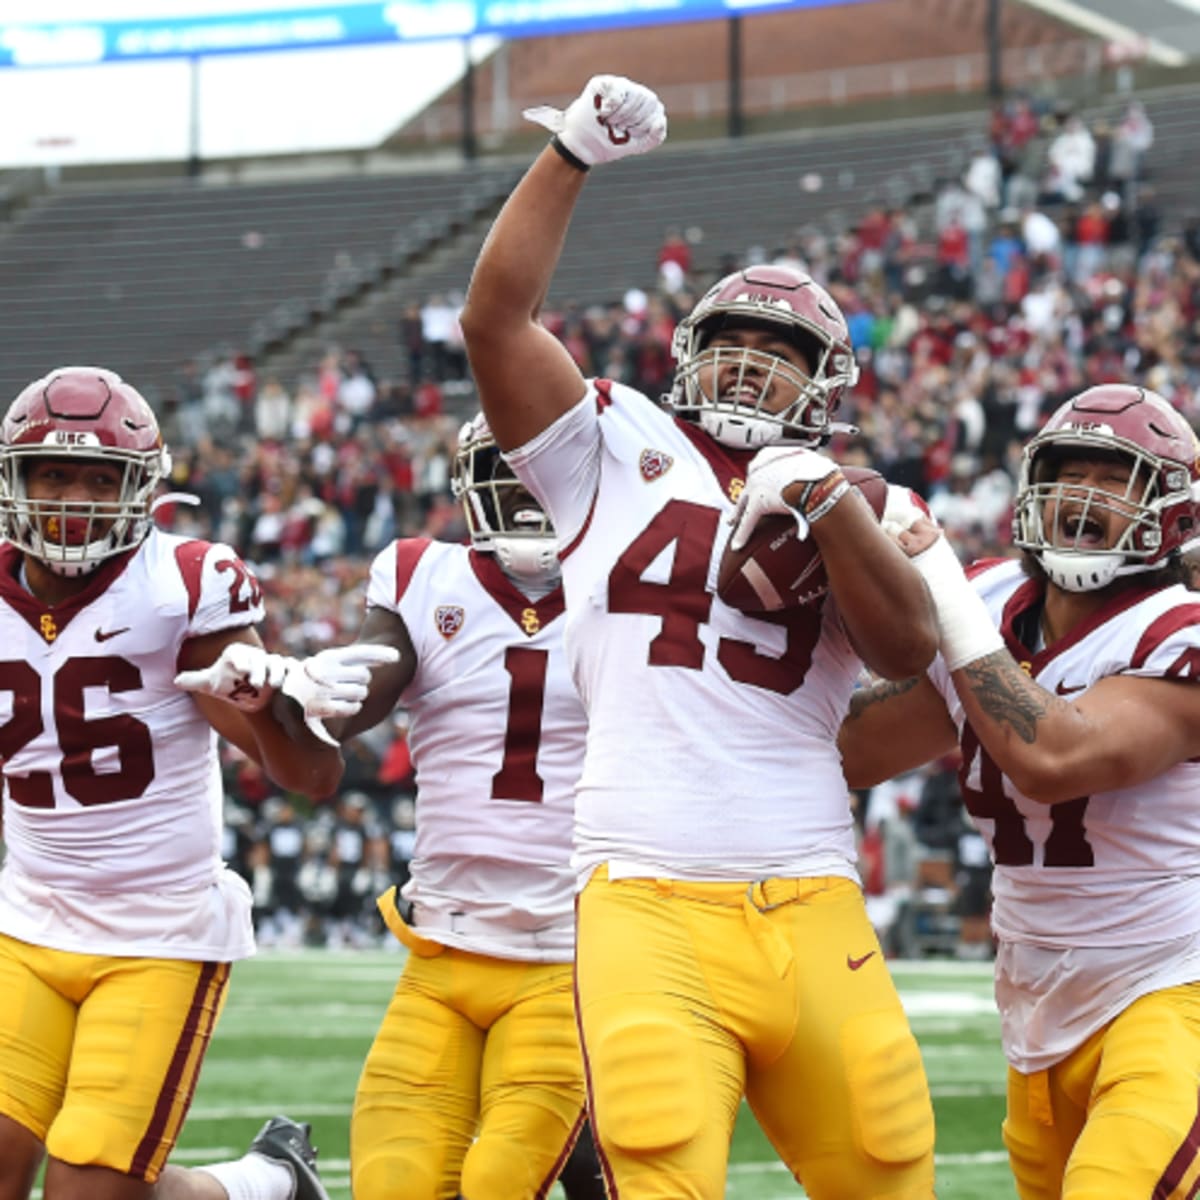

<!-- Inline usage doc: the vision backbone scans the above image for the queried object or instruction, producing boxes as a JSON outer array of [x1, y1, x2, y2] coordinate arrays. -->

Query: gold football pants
[[352, 897, 586, 1200], [1005, 982, 1200, 1200], [576, 869, 936, 1200], [0, 932, 228, 1182]]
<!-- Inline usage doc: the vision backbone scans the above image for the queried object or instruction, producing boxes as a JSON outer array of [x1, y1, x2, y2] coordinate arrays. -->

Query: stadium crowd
[[186, 91, 1193, 954]]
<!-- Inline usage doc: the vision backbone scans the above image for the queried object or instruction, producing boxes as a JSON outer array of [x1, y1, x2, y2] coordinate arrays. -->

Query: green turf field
[[153, 951, 1018, 1199]]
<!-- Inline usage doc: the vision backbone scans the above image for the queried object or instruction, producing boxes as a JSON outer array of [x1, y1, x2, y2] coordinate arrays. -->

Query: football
[[717, 466, 889, 612]]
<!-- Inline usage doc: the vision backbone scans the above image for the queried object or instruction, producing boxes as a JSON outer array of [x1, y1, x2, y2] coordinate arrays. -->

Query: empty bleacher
[[262, 106, 993, 389], [0, 164, 520, 404], [1, 74, 1197, 406]]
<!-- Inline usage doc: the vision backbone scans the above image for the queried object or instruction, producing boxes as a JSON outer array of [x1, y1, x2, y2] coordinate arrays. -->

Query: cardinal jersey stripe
[[1131, 604, 1200, 670], [393, 536, 432, 604]]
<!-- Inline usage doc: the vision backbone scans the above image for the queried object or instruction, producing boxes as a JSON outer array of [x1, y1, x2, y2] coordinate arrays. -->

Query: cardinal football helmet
[[666, 264, 859, 448], [451, 413, 558, 583], [1013, 384, 1200, 592], [0, 366, 170, 576]]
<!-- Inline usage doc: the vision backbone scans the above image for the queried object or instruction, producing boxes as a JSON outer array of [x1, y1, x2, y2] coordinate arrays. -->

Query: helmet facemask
[[667, 277, 859, 450], [1013, 434, 1190, 592], [674, 324, 839, 449], [452, 420, 558, 584], [0, 444, 167, 577], [0, 367, 170, 578]]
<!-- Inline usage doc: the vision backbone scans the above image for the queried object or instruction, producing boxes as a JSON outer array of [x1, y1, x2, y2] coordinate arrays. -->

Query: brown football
[[717, 466, 889, 612]]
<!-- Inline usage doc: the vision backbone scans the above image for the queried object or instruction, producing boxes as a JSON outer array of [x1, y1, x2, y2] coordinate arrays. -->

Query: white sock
[[196, 1153, 295, 1200]]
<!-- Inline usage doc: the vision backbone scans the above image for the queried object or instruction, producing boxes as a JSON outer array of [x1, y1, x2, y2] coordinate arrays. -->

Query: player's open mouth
[[1062, 513, 1105, 546]]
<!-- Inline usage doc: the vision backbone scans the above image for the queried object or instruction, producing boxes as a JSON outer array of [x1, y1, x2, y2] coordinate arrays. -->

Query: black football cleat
[[247, 1115, 331, 1200]]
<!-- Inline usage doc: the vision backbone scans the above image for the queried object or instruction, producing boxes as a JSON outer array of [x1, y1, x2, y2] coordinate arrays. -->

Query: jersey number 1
[[492, 645, 549, 803]]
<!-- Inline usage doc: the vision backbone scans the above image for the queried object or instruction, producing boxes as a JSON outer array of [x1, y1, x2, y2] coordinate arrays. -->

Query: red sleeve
[[966, 556, 1009, 582], [173, 539, 213, 621], [1130, 604, 1200, 671], [394, 538, 432, 603]]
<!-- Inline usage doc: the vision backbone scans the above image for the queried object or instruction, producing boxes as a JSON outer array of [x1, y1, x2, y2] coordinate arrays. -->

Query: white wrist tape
[[910, 536, 1004, 671]]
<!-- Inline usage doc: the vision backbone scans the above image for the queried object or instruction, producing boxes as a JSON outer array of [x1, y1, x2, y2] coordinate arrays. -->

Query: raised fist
[[524, 75, 667, 167]]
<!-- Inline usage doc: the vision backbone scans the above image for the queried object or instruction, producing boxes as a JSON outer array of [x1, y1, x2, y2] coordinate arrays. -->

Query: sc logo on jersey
[[434, 605, 465, 640]]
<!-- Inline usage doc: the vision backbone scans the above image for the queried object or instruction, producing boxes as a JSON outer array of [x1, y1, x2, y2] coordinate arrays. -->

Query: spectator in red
[[1071, 199, 1110, 282], [656, 227, 691, 294], [857, 207, 891, 252], [938, 216, 971, 293], [1008, 98, 1039, 148], [656, 225, 691, 274], [413, 373, 443, 418]]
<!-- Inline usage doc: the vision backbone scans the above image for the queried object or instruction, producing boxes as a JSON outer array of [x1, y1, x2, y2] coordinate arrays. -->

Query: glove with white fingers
[[524, 74, 667, 169], [728, 445, 849, 551], [280, 643, 400, 721], [174, 642, 291, 713]]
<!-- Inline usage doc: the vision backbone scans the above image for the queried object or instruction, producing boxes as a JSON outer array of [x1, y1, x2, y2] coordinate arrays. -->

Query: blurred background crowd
[[170, 88, 1200, 957]]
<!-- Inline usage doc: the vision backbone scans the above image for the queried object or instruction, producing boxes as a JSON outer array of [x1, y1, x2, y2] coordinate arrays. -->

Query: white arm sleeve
[[503, 390, 604, 548]]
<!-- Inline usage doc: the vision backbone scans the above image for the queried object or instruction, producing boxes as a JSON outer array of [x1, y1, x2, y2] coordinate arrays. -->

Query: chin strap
[[492, 537, 559, 583], [1039, 549, 1123, 593]]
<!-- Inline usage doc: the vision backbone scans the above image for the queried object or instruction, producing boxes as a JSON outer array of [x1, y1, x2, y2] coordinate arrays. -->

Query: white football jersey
[[0, 531, 260, 961], [367, 538, 586, 962], [505, 382, 861, 886], [929, 556, 1200, 1069]]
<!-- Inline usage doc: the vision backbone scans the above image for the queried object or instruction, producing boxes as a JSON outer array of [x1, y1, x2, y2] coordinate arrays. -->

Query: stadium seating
[[242, 108, 993, 391], [0, 165, 519, 403], [0, 78, 1195, 405]]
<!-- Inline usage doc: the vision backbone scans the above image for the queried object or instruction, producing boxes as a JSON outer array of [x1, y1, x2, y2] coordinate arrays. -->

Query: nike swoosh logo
[[1055, 680, 1086, 696], [94, 627, 131, 643], [847, 951, 877, 971]]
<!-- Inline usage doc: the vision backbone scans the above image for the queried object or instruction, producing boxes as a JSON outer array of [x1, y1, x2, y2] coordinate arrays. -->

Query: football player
[[840, 384, 1200, 1199], [456, 76, 939, 1199], [284, 413, 602, 1200], [0, 366, 371, 1200]]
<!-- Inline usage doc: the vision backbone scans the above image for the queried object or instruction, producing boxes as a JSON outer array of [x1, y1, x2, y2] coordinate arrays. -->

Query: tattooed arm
[[878, 516, 1200, 803], [950, 653, 1200, 804], [838, 673, 958, 789]]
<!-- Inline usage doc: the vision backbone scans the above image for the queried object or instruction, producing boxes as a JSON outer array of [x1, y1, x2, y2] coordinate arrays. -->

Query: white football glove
[[174, 643, 291, 713], [728, 446, 847, 551], [279, 643, 401, 739], [881, 483, 935, 540], [524, 75, 667, 167]]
